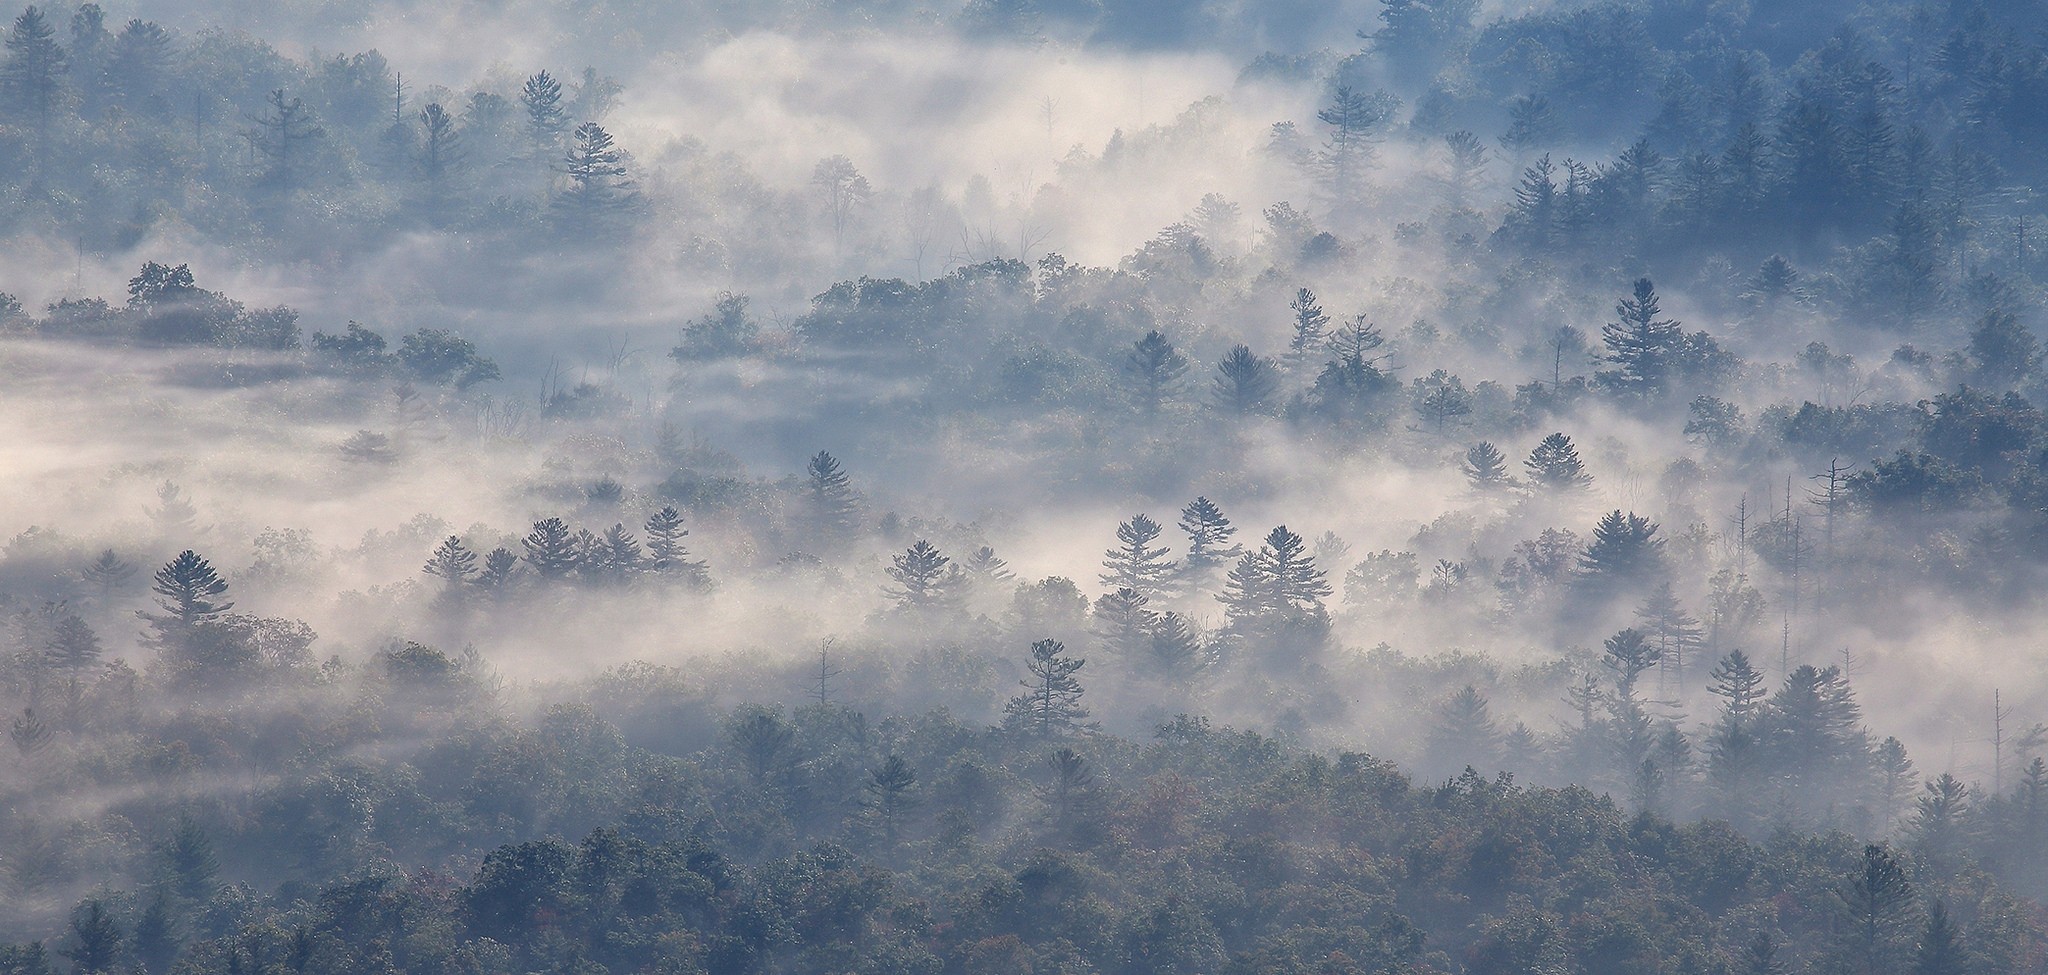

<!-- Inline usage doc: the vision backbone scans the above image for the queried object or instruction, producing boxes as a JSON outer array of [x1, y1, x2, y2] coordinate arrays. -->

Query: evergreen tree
[[1219, 526, 1332, 652], [1874, 736, 1919, 832], [644, 507, 709, 585], [1635, 582, 1704, 695], [1286, 288, 1330, 374], [806, 450, 860, 535], [80, 548, 135, 598], [250, 89, 325, 193], [1126, 330, 1189, 416], [44, 614, 100, 674], [423, 536, 477, 589], [59, 899, 121, 975], [139, 551, 232, 654], [1426, 685, 1504, 773], [1213, 344, 1279, 415], [520, 70, 567, 152], [1966, 309, 2040, 389], [521, 518, 581, 580], [864, 755, 917, 845], [1176, 497, 1243, 591], [1090, 587, 1155, 658], [587, 523, 644, 584], [2, 6, 67, 166], [1599, 278, 1685, 399], [962, 546, 1015, 583], [1578, 511, 1664, 587], [1100, 514, 1175, 596], [1836, 845, 1917, 975], [1317, 85, 1398, 185], [476, 548, 519, 593], [1910, 773, 1972, 875], [1464, 441, 1513, 490], [148, 481, 199, 535], [1915, 901, 1968, 975], [1003, 639, 1089, 740], [132, 894, 178, 975], [161, 815, 219, 901], [1440, 129, 1488, 209], [885, 540, 961, 613], [1524, 432, 1592, 492], [555, 121, 635, 225], [1146, 611, 1206, 680], [1307, 318, 1396, 426]]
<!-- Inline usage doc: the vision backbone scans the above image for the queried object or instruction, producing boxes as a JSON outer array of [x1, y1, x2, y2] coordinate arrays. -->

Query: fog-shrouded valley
[[4, 0, 2048, 971]]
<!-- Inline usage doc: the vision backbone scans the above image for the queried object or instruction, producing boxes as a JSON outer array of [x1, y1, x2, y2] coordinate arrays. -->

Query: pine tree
[[1915, 901, 1968, 975], [161, 814, 219, 901], [139, 551, 233, 654], [1004, 639, 1090, 740], [1910, 773, 1971, 875], [644, 506, 709, 586], [1635, 582, 1704, 696], [80, 548, 135, 598], [1317, 85, 1397, 185], [1578, 511, 1664, 586], [885, 540, 961, 613], [1126, 330, 1189, 416], [555, 121, 635, 225], [1091, 587, 1156, 658], [520, 70, 567, 152], [423, 536, 477, 589], [1440, 129, 1488, 209], [1426, 685, 1504, 773], [1176, 497, 1244, 590], [10, 707, 50, 755], [1220, 526, 1332, 645], [249, 89, 325, 193], [962, 545, 1015, 583], [1837, 845, 1917, 975], [1598, 278, 1685, 399], [1147, 611, 1206, 680], [132, 894, 179, 975], [864, 755, 918, 845], [148, 481, 199, 535], [1738, 932, 1787, 975], [1464, 441, 1513, 490], [476, 548, 519, 593], [1524, 432, 1592, 491], [521, 518, 581, 580], [1286, 288, 1330, 374], [60, 899, 122, 975], [44, 614, 100, 674], [1100, 514, 1176, 596], [588, 523, 644, 584], [806, 450, 860, 535], [2, 6, 66, 167], [1213, 344, 1279, 415]]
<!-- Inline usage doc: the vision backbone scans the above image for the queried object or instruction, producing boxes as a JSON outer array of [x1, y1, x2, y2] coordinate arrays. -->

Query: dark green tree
[[58, 899, 121, 975], [555, 121, 635, 225], [885, 540, 961, 613], [1286, 288, 1330, 374], [1915, 901, 1968, 975], [1464, 441, 1513, 490], [139, 551, 232, 653], [520, 70, 567, 153], [644, 507, 708, 585], [521, 518, 581, 580], [1577, 511, 1664, 590], [1100, 514, 1175, 596], [2, 6, 66, 168], [1176, 497, 1243, 591], [1524, 432, 1592, 492], [806, 450, 860, 535], [1213, 344, 1279, 415], [1126, 330, 1189, 416], [1836, 844, 1916, 975], [1004, 639, 1089, 739], [864, 755, 918, 845], [1599, 278, 1684, 399], [423, 536, 477, 591]]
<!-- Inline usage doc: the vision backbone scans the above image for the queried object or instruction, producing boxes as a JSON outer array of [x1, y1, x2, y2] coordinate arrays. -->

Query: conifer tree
[[885, 540, 961, 613], [1090, 587, 1155, 658], [962, 545, 1015, 583], [806, 450, 860, 535], [139, 550, 232, 654], [1126, 330, 1189, 416], [81, 548, 135, 598], [423, 536, 477, 589], [1286, 288, 1330, 374], [1599, 278, 1685, 399], [1176, 497, 1243, 591], [1100, 513, 1175, 596], [1004, 638, 1089, 740], [521, 517, 581, 580], [1635, 582, 1704, 695], [644, 506, 709, 586], [1464, 441, 1512, 490], [476, 548, 519, 593], [1147, 611, 1206, 680], [1524, 433, 1592, 492], [45, 614, 100, 674], [3, 6, 66, 166], [1213, 344, 1279, 415]]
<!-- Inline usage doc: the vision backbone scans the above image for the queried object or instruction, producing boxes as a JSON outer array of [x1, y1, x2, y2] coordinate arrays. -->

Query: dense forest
[[5, 0, 2048, 970]]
